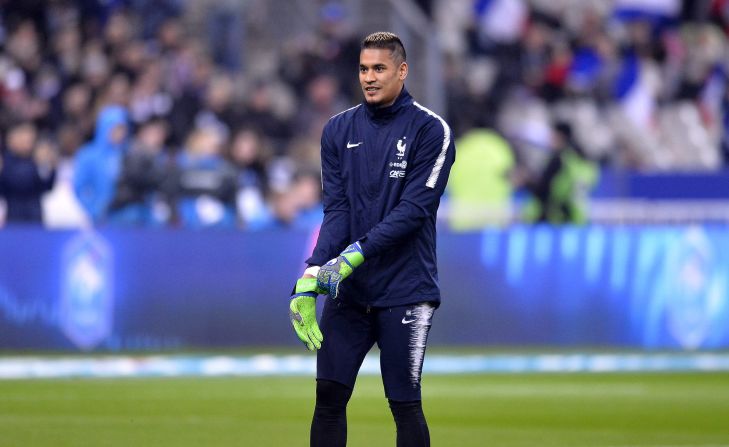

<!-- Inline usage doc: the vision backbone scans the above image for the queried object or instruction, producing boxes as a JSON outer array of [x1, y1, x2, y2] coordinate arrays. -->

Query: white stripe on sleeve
[[413, 102, 451, 189]]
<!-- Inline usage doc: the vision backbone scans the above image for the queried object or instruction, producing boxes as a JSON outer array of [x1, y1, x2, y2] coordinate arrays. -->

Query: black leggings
[[311, 379, 352, 447], [311, 379, 430, 447], [389, 398, 430, 447]]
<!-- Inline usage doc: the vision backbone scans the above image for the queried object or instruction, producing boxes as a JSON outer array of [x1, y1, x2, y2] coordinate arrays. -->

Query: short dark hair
[[361, 32, 406, 64]]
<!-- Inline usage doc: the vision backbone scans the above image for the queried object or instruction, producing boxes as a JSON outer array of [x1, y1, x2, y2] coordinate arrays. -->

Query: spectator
[[128, 61, 173, 125], [50, 23, 84, 82], [41, 125, 90, 229], [237, 80, 294, 153], [447, 127, 515, 230], [286, 170, 323, 229], [73, 105, 130, 223], [264, 170, 323, 230], [54, 82, 95, 142], [107, 118, 172, 226], [522, 122, 598, 224], [0, 122, 56, 224], [294, 73, 348, 139], [229, 127, 272, 229], [192, 72, 238, 141], [165, 40, 217, 146], [171, 126, 237, 228], [79, 39, 113, 91]]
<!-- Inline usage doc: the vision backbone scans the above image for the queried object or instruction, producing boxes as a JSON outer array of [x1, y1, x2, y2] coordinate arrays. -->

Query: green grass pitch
[[2, 373, 728, 446]]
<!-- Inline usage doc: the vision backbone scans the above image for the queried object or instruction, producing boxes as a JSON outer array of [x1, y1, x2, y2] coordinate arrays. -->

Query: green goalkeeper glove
[[317, 242, 365, 299], [289, 276, 323, 351]]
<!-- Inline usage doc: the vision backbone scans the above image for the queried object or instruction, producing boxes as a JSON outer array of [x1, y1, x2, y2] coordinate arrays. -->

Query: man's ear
[[399, 61, 408, 81]]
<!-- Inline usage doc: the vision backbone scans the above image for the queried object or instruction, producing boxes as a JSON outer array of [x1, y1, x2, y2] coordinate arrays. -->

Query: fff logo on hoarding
[[60, 232, 113, 350]]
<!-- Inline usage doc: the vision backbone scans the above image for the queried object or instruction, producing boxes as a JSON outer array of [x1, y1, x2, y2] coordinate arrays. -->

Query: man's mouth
[[364, 86, 379, 93]]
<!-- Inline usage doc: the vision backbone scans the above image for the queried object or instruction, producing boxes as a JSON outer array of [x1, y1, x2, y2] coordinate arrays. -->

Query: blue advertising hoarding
[[1, 226, 728, 351], [438, 226, 729, 349]]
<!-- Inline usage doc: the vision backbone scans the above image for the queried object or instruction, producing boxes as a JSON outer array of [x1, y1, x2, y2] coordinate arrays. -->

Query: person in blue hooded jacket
[[73, 105, 130, 224]]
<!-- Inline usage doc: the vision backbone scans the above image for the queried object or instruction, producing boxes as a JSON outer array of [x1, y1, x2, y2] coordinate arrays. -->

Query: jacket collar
[[363, 87, 412, 122]]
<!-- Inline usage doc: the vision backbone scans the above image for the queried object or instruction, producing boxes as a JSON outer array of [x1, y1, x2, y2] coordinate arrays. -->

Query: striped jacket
[[307, 88, 456, 308]]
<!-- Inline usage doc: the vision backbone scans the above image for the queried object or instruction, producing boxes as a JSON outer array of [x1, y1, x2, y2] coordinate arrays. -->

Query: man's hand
[[317, 242, 365, 299], [289, 275, 323, 351]]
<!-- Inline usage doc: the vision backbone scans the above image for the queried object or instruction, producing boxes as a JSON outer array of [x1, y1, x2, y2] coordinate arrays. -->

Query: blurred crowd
[[0, 0, 335, 228], [439, 0, 729, 227], [0, 0, 727, 228]]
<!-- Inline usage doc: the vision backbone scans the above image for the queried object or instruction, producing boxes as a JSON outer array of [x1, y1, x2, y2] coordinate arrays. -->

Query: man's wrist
[[303, 266, 321, 278]]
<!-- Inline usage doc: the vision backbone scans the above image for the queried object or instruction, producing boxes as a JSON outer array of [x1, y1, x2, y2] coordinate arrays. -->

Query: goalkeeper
[[289, 32, 455, 447]]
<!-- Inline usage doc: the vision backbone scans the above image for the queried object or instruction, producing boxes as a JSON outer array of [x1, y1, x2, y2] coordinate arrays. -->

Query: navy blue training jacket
[[306, 88, 456, 308]]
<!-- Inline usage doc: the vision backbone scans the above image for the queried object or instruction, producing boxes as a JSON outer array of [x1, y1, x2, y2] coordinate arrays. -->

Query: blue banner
[[1, 226, 728, 351], [439, 226, 729, 349]]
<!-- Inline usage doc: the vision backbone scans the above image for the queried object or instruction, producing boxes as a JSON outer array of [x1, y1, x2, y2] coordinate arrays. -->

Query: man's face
[[359, 48, 407, 107], [110, 124, 128, 145], [7, 124, 37, 157]]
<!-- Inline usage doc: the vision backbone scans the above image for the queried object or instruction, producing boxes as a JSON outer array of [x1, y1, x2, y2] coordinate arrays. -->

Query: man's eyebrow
[[360, 63, 388, 68]]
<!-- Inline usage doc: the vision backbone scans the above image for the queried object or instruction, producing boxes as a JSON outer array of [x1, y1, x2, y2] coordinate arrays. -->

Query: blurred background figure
[[171, 125, 237, 228], [72, 105, 130, 224], [0, 122, 56, 224], [229, 127, 272, 229], [284, 169, 323, 229], [521, 122, 598, 224], [263, 169, 323, 230], [294, 73, 348, 139], [56, 83, 95, 145], [236, 80, 294, 154], [447, 126, 515, 230], [107, 118, 172, 226]]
